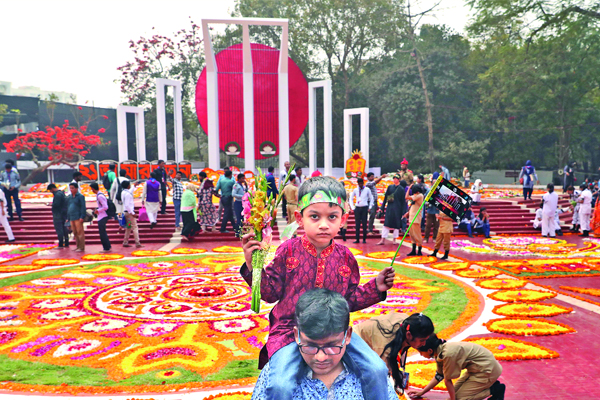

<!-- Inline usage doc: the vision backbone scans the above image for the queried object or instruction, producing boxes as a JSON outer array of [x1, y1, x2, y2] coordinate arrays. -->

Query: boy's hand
[[376, 266, 395, 292], [242, 232, 261, 268]]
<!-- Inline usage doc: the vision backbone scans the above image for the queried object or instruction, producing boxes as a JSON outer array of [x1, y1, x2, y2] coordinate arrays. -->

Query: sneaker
[[18, 217, 24, 221], [74, 249, 85, 252], [122, 244, 132, 247], [5, 239, 15, 243], [8, 217, 14, 222], [135, 244, 143, 248]]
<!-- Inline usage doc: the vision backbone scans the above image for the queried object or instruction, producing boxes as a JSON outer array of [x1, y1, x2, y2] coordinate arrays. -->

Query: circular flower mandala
[[32, 259, 79, 267], [402, 256, 438, 264], [82, 254, 125, 261], [131, 250, 170, 257], [476, 279, 527, 290], [485, 318, 575, 336], [171, 248, 208, 255], [456, 268, 500, 278], [430, 261, 470, 271], [493, 302, 572, 317], [488, 289, 556, 303]]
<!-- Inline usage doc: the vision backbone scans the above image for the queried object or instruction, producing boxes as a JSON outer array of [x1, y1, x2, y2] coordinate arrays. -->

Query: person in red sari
[[591, 201, 600, 237], [241, 176, 395, 400]]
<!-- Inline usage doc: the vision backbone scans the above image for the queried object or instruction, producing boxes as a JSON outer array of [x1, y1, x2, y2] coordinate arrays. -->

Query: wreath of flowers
[[365, 251, 402, 260], [402, 256, 438, 265], [456, 268, 500, 278], [559, 286, 600, 297], [476, 278, 527, 290], [492, 302, 572, 318], [31, 258, 79, 267], [463, 337, 559, 360], [82, 254, 125, 261], [429, 261, 470, 271], [202, 392, 252, 400], [484, 317, 575, 336], [131, 250, 170, 257], [487, 289, 556, 303], [536, 283, 600, 308], [171, 248, 208, 255], [0, 264, 45, 273]]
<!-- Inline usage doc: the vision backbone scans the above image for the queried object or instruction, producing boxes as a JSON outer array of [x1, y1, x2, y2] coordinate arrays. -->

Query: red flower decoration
[[98, 128, 106, 133]]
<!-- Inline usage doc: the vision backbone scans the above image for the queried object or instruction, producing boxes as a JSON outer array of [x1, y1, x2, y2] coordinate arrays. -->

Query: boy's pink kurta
[[240, 235, 385, 368]]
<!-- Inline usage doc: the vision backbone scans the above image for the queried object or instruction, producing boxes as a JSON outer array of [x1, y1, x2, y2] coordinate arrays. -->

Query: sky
[[1, 0, 472, 109]]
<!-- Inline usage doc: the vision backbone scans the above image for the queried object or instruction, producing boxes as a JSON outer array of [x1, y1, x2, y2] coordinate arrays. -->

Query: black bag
[[102, 172, 112, 192], [98, 193, 117, 218], [115, 178, 124, 202]]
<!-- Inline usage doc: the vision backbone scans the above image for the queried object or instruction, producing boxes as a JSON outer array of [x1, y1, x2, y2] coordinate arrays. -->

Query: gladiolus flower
[[98, 128, 106, 133], [78, 106, 82, 110]]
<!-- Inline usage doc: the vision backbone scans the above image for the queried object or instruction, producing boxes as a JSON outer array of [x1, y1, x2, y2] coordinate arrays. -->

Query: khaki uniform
[[354, 312, 408, 366], [408, 193, 424, 246], [400, 169, 414, 185], [282, 185, 298, 224], [436, 342, 502, 400], [435, 214, 454, 251]]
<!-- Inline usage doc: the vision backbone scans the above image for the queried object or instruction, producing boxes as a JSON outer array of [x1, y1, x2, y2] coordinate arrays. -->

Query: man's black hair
[[47, 183, 57, 191], [411, 184, 423, 194], [297, 176, 346, 214], [109, 164, 116, 171], [73, 171, 82, 179], [224, 166, 230, 171], [122, 180, 131, 189], [120, 169, 128, 177], [90, 182, 99, 191], [69, 182, 78, 189], [158, 160, 165, 165], [199, 171, 207, 179], [268, 166, 275, 173], [225, 170, 233, 178], [295, 288, 349, 340], [367, 172, 374, 178], [357, 177, 364, 184], [237, 173, 245, 181], [567, 186, 574, 192], [288, 174, 296, 183]]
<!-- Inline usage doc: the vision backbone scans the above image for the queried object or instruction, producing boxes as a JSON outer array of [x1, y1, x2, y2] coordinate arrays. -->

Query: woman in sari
[[181, 184, 202, 239], [377, 175, 405, 245], [591, 202, 600, 237], [198, 178, 218, 231]]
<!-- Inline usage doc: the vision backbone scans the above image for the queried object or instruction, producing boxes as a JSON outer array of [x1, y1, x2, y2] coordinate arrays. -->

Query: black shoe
[[441, 250, 449, 260], [468, 234, 473, 238], [18, 217, 24, 221], [353, 240, 360, 244], [5, 239, 15, 243], [417, 246, 423, 256], [489, 381, 505, 400], [580, 231, 589, 237], [150, 222, 156, 229], [221, 230, 229, 233], [8, 217, 14, 222], [432, 250, 438, 258], [407, 244, 417, 256], [363, 240, 367, 244]]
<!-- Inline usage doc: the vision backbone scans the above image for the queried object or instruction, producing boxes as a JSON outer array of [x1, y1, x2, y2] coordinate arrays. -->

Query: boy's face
[[176, 173, 182, 180], [296, 169, 302, 177], [69, 186, 78, 196], [295, 203, 348, 248], [367, 175, 374, 182], [294, 327, 351, 377]]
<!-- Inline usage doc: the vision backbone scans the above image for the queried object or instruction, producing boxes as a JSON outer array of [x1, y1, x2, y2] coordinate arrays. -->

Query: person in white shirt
[[294, 167, 305, 186], [470, 179, 482, 204], [532, 203, 543, 230], [280, 161, 291, 220], [121, 180, 142, 248], [541, 183, 558, 238], [70, 172, 83, 195], [349, 177, 374, 244], [110, 169, 130, 216], [0, 189, 15, 242], [577, 183, 593, 237]]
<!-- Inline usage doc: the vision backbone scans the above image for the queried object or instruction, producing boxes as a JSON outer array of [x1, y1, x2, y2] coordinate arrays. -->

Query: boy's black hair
[[90, 182, 99, 191], [297, 176, 346, 214], [547, 183, 554, 192], [120, 169, 128, 177], [158, 159, 165, 164], [295, 166, 302, 173], [288, 174, 296, 182], [109, 164, 116, 171], [69, 182, 78, 189], [122, 180, 131, 189], [225, 170, 233, 178], [567, 186, 574, 191], [199, 171, 207, 178], [411, 184, 423, 194], [237, 173, 245, 181], [417, 333, 446, 353], [268, 166, 275, 173], [357, 177, 364, 184], [47, 183, 57, 191], [367, 172, 374, 178]]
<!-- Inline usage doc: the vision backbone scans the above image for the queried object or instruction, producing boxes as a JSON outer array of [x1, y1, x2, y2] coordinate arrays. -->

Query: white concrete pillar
[[156, 78, 183, 162], [202, 21, 220, 171], [343, 107, 370, 171], [278, 24, 290, 174], [308, 80, 333, 176], [117, 105, 146, 162], [242, 24, 255, 172]]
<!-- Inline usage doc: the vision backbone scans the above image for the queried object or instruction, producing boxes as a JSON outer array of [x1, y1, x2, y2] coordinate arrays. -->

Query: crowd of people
[[242, 176, 506, 400]]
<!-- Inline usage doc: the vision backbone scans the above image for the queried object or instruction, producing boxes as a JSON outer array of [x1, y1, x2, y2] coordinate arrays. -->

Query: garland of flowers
[[463, 337, 559, 360], [456, 268, 500, 278], [212, 246, 243, 253], [487, 289, 557, 303], [492, 302, 572, 318], [402, 256, 438, 265], [476, 278, 527, 290], [31, 258, 79, 267], [131, 250, 170, 257], [171, 248, 208, 255], [535, 283, 600, 308], [429, 261, 470, 271], [82, 254, 125, 261], [484, 317, 576, 336], [559, 286, 600, 297], [0, 264, 45, 273], [364, 251, 403, 260]]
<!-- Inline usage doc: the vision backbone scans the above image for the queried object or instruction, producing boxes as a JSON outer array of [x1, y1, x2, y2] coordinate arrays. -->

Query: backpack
[[115, 178, 124, 202], [102, 172, 112, 192], [99, 192, 116, 218]]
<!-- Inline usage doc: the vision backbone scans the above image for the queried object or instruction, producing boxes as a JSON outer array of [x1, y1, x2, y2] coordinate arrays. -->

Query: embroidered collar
[[301, 235, 335, 258]]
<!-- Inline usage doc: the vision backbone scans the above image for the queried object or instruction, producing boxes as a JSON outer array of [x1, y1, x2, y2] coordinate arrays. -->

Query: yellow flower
[[254, 200, 265, 211], [255, 191, 266, 201]]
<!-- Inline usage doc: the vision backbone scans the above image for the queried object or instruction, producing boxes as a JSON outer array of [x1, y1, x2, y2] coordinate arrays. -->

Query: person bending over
[[252, 289, 398, 399], [409, 334, 505, 400]]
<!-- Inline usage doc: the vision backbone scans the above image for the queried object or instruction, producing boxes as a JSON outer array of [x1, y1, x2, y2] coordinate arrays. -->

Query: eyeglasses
[[297, 330, 348, 355]]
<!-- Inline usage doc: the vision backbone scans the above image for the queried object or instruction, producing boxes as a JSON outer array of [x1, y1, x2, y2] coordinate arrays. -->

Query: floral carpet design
[[452, 237, 600, 258], [0, 254, 467, 394], [0, 244, 56, 266]]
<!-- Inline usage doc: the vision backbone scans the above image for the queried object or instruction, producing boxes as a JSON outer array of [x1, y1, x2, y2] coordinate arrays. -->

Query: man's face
[[75, 175, 81, 182], [294, 327, 351, 377], [393, 177, 400, 185], [159, 162, 165, 168], [285, 161, 290, 170], [296, 203, 347, 249], [296, 169, 302, 177], [367, 175, 374, 182], [176, 173, 182, 180], [567, 189, 574, 195], [358, 181, 364, 188], [69, 186, 78, 196], [239, 177, 246, 185], [401, 164, 407, 171]]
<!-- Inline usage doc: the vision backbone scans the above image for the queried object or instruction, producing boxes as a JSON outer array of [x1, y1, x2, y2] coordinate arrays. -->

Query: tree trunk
[[414, 49, 435, 172], [290, 150, 309, 167], [21, 164, 53, 186]]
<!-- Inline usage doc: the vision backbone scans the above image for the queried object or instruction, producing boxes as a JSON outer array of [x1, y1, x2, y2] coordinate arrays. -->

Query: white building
[[0, 81, 76, 103]]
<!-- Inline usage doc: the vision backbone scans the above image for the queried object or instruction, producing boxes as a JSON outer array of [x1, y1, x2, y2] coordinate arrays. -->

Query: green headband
[[299, 190, 345, 211]]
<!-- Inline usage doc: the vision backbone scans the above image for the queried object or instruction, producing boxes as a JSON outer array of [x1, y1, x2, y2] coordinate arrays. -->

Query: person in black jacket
[[47, 184, 69, 248], [154, 160, 168, 214]]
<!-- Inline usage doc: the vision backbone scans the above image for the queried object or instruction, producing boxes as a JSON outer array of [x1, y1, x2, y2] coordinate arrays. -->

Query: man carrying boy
[[252, 288, 398, 399], [241, 176, 395, 400]]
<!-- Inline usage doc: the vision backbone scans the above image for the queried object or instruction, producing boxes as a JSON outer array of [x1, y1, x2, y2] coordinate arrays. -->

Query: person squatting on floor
[[410, 334, 505, 400], [240, 176, 395, 400]]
